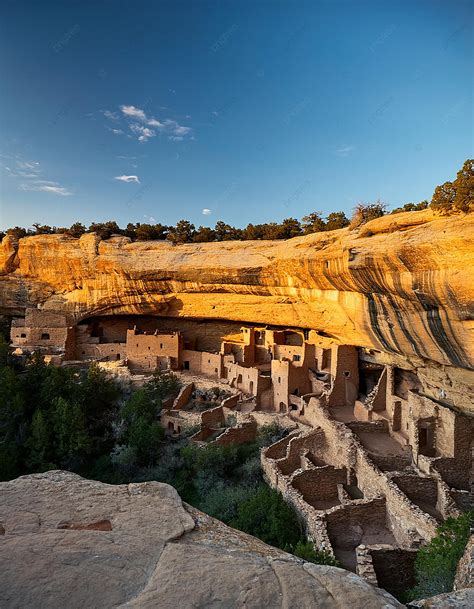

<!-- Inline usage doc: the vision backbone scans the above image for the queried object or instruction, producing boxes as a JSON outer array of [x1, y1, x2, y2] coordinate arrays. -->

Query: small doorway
[[418, 421, 435, 457], [183, 361, 190, 370]]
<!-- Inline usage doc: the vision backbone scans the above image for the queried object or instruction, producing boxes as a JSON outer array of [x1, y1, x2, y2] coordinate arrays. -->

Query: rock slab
[[0, 471, 403, 608]]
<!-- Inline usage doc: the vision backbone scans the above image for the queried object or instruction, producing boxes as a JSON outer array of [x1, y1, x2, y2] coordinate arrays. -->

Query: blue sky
[[0, 0, 472, 230]]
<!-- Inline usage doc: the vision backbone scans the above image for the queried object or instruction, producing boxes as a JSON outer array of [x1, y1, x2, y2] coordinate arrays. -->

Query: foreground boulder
[[0, 471, 402, 608]]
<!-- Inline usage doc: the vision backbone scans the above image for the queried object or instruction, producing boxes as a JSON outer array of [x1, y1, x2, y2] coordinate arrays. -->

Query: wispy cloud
[[2, 157, 73, 195], [114, 174, 140, 183], [102, 110, 119, 120], [103, 103, 193, 143], [202, 208, 212, 215], [19, 182, 73, 196], [335, 145, 355, 157]]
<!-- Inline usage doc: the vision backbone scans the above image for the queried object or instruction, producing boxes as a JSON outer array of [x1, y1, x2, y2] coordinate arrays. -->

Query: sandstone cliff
[[1, 210, 473, 399], [0, 471, 403, 608]]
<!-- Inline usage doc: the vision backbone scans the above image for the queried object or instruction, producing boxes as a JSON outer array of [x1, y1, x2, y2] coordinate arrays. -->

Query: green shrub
[[293, 541, 340, 566], [230, 485, 303, 550], [408, 511, 474, 600]]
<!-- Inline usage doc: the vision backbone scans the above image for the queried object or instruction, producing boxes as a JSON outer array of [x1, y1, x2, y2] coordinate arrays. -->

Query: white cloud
[[120, 105, 147, 120], [202, 208, 212, 215], [114, 174, 140, 183], [103, 104, 193, 143], [130, 123, 155, 142], [147, 118, 164, 127], [335, 145, 355, 157], [19, 182, 73, 196]]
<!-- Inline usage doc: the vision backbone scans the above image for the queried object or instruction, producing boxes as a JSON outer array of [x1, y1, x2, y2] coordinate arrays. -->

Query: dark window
[[293, 354, 301, 362], [160, 343, 163, 349], [184, 361, 190, 370], [41, 333, 50, 340], [20, 333, 26, 338]]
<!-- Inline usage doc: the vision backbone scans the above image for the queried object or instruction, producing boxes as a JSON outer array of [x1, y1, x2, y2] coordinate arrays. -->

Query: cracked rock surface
[[0, 471, 403, 608]]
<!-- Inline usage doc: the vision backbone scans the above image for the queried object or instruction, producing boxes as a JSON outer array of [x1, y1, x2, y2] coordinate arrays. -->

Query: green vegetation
[[430, 159, 474, 215], [407, 511, 474, 601], [293, 541, 340, 566], [0, 341, 178, 480], [0, 344, 330, 563], [1, 159, 471, 244]]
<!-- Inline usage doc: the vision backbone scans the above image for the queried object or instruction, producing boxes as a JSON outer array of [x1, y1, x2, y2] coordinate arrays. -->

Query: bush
[[430, 160, 474, 215], [293, 541, 340, 566], [408, 511, 474, 600], [230, 485, 303, 550], [349, 200, 387, 229]]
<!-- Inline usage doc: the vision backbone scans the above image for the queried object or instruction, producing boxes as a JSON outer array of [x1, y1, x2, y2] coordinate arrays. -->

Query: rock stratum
[[1, 210, 473, 409], [0, 470, 403, 608]]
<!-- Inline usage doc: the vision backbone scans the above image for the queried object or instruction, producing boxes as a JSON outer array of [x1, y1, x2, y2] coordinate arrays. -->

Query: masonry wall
[[328, 345, 359, 408], [391, 474, 438, 507], [370, 547, 417, 599], [291, 466, 346, 503], [212, 420, 257, 447], [11, 324, 74, 355], [76, 342, 127, 361], [126, 330, 181, 372]]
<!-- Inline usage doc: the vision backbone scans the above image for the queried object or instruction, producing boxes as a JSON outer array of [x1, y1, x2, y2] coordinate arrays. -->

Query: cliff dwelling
[[8, 306, 474, 596]]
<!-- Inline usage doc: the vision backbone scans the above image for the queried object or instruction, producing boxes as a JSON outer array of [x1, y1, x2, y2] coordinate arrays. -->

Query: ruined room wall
[[328, 345, 359, 408], [291, 466, 346, 502], [370, 547, 417, 599], [77, 342, 127, 361], [390, 474, 438, 506], [200, 352, 223, 378], [201, 406, 225, 427], [213, 420, 257, 446], [181, 349, 202, 373]]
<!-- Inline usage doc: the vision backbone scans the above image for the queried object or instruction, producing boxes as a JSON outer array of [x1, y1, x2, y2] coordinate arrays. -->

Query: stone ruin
[[9, 308, 474, 594]]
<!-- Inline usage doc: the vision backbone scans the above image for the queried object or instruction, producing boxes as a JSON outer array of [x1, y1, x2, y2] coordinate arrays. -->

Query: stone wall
[[370, 547, 417, 598]]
